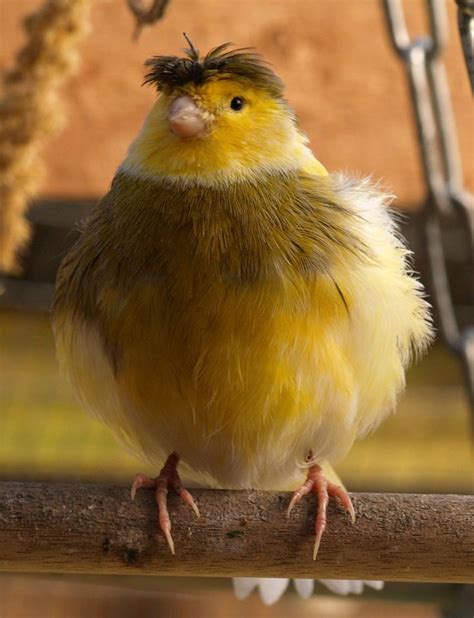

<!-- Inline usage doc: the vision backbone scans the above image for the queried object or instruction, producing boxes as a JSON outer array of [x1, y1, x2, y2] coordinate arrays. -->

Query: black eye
[[230, 96, 245, 111]]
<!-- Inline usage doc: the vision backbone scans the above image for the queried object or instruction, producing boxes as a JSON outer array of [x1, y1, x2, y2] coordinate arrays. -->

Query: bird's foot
[[287, 464, 355, 560], [130, 451, 200, 554]]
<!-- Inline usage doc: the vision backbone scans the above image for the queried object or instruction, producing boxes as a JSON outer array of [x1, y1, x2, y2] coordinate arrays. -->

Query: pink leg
[[131, 452, 200, 554], [287, 464, 355, 560]]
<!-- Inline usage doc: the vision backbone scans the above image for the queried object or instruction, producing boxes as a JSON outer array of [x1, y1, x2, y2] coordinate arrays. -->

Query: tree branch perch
[[0, 482, 472, 583]]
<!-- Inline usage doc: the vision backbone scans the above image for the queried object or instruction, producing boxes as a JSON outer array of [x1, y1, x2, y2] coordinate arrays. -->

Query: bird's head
[[123, 38, 324, 184]]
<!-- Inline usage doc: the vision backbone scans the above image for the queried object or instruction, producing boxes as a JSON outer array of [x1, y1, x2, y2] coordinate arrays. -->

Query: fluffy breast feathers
[[52, 168, 432, 489]]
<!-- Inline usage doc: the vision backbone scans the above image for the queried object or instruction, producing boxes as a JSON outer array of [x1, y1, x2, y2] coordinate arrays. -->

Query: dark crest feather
[[144, 38, 284, 97]]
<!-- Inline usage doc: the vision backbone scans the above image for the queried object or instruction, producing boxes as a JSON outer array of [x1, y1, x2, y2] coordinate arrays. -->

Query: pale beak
[[168, 95, 206, 138]]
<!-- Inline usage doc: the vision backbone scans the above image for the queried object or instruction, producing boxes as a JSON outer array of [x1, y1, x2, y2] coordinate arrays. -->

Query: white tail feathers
[[233, 578, 289, 606], [293, 578, 314, 599], [233, 577, 384, 605], [319, 579, 384, 596]]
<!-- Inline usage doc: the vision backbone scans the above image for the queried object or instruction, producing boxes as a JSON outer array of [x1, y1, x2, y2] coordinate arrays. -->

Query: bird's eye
[[230, 97, 245, 111]]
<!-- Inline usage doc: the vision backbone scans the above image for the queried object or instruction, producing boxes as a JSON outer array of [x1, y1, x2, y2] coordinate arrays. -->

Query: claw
[[286, 498, 296, 518], [313, 529, 323, 560], [347, 500, 356, 525], [328, 482, 356, 524], [288, 463, 355, 560], [286, 480, 312, 517], [130, 473, 156, 501], [130, 453, 198, 555], [179, 488, 201, 518], [286, 495, 298, 518], [162, 521, 175, 555]]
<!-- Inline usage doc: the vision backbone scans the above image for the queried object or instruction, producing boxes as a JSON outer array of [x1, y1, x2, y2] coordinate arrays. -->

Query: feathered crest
[[144, 35, 284, 97]]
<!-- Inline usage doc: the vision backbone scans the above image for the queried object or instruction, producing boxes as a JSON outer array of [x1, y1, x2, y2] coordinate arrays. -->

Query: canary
[[52, 39, 433, 604]]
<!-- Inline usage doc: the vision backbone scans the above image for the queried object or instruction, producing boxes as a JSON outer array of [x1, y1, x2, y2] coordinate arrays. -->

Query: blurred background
[[0, 0, 473, 616]]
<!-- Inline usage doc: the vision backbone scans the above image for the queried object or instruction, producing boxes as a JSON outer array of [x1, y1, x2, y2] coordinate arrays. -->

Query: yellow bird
[[52, 40, 433, 604]]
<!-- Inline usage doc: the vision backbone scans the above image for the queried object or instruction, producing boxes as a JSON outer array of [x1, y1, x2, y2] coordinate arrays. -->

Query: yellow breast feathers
[[53, 168, 431, 488]]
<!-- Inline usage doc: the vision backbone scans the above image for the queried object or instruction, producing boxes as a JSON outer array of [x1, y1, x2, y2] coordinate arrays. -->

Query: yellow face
[[125, 78, 306, 181]]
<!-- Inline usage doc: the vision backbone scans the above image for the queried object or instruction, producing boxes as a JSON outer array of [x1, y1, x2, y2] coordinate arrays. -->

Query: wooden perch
[[0, 482, 473, 583]]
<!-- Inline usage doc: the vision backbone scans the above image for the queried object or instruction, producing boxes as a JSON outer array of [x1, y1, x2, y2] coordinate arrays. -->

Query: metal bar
[[404, 44, 451, 212], [426, 58, 464, 191], [382, 0, 474, 421]]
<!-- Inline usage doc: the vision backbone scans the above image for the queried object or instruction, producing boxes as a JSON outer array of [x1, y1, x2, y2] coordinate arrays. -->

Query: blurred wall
[[1, 0, 472, 206]]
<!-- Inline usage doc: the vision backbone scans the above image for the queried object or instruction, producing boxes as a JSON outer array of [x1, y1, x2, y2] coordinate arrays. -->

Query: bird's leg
[[130, 451, 200, 554], [287, 463, 355, 560]]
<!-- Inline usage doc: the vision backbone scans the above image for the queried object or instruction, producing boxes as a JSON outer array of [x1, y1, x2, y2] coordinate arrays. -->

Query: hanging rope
[[0, 0, 92, 275]]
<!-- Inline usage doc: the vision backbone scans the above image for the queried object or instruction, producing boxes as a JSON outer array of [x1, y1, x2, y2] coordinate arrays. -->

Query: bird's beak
[[168, 96, 207, 139]]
